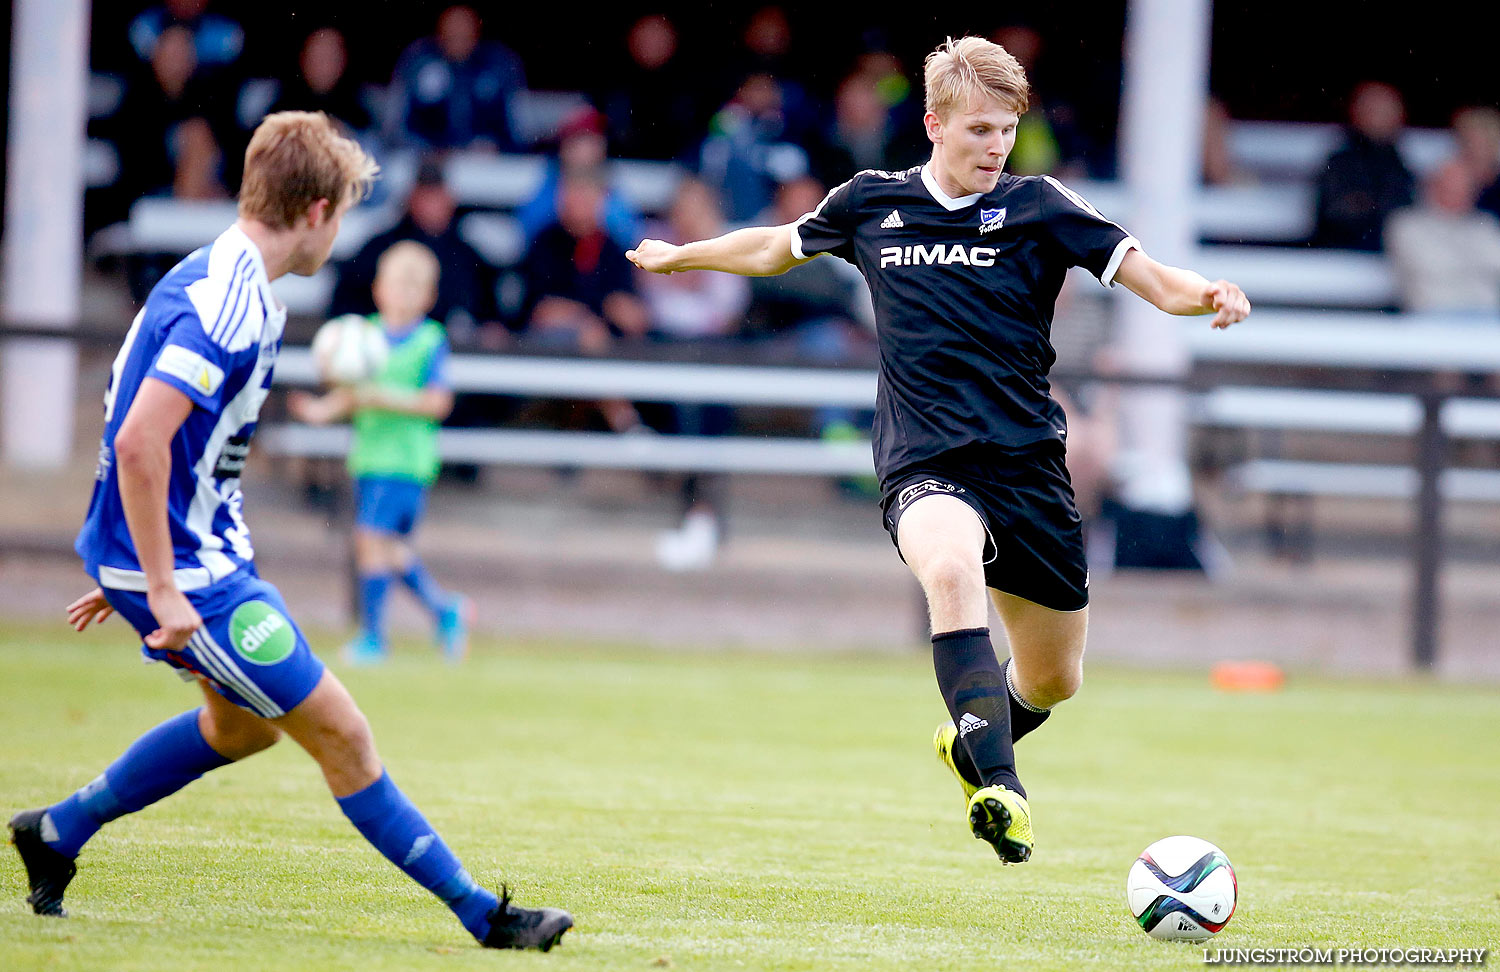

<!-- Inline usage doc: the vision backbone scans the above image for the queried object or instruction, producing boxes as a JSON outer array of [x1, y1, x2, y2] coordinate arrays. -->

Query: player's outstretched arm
[[1114, 248, 1250, 329], [627, 224, 805, 278], [115, 377, 203, 650]]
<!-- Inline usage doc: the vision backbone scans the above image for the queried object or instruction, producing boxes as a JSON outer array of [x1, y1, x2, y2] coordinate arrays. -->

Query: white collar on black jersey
[[920, 164, 984, 211]]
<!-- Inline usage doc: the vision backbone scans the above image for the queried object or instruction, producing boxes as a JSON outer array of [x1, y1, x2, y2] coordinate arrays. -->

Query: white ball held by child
[[311, 314, 389, 385]]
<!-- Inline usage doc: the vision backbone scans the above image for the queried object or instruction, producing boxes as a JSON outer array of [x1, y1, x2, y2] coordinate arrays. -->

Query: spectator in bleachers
[[986, 26, 1059, 176], [742, 177, 866, 350], [987, 24, 1093, 178], [112, 24, 235, 203], [1311, 81, 1415, 251], [743, 176, 873, 450], [519, 169, 650, 435], [852, 49, 924, 138], [516, 107, 642, 250], [806, 69, 923, 187], [267, 27, 373, 136], [1201, 95, 1252, 186], [1451, 107, 1500, 222], [1386, 160, 1500, 315], [388, 5, 526, 151], [595, 14, 704, 162], [519, 168, 649, 353], [637, 179, 750, 342], [332, 158, 497, 342], [726, 6, 820, 143], [698, 74, 812, 222], [636, 179, 750, 571], [128, 0, 243, 74]]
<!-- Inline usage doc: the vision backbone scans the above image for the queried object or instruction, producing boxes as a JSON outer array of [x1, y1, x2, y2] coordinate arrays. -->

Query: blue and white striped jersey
[[76, 224, 288, 592]]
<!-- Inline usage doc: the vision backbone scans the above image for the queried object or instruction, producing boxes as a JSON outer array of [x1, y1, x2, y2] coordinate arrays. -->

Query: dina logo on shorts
[[897, 478, 962, 510], [229, 601, 295, 665]]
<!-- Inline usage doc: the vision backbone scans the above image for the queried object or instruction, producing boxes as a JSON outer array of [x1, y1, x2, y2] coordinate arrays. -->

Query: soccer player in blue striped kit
[[630, 37, 1251, 863], [8, 111, 571, 951]]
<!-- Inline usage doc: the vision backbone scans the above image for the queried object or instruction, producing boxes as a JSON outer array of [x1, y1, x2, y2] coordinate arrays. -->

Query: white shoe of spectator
[[655, 510, 719, 572]]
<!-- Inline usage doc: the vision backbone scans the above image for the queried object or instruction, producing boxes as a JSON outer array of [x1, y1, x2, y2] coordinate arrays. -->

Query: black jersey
[[792, 164, 1138, 483]]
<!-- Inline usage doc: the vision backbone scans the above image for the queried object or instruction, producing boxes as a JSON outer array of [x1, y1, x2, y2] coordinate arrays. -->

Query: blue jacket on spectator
[[129, 7, 244, 70], [518, 163, 643, 251], [389, 37, 526, 151]]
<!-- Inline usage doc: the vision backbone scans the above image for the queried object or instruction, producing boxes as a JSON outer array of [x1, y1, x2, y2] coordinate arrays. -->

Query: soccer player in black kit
[[628, 36, 1250, 863]]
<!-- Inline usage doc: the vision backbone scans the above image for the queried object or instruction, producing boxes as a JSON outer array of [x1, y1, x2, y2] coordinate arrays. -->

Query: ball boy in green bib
[[293, 241, 471, 663]]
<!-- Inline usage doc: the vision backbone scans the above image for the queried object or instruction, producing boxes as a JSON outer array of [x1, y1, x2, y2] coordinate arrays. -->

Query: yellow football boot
[[967, 784, 1033, 863], [933, 721, 982, 801]]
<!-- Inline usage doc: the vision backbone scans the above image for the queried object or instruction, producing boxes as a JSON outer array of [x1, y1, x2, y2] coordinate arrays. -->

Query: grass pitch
[[2, 620, 1497, 971]]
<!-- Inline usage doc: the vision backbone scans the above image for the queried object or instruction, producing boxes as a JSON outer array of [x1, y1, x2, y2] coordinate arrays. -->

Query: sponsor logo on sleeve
[[154, 344, 225, 397]]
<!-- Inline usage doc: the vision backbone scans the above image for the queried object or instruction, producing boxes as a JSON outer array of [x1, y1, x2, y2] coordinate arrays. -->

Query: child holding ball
[[292, 240, 472, 663]]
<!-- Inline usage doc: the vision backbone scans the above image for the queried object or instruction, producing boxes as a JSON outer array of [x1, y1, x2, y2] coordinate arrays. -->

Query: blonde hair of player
[[239, 111, 379, 228], [372, 241, 441, 326], [923, 36, 1030, 118]]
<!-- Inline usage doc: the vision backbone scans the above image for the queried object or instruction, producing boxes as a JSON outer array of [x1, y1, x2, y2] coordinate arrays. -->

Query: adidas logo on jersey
[[880, 210, 904, 229], [958, 712, 989, 738]]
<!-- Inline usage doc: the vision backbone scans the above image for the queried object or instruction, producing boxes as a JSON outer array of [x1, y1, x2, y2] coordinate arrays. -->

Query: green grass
[[2, 621, 1497, 971]]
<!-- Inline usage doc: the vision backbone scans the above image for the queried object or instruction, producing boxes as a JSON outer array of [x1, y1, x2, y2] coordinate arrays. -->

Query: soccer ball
[[310, 314, 388, 385], [1127, 835, 1237, 942]]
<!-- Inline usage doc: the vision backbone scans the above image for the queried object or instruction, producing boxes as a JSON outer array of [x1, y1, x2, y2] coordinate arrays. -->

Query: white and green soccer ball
[[1127, 835, 1237, 941], [311, 314, 388, 385]]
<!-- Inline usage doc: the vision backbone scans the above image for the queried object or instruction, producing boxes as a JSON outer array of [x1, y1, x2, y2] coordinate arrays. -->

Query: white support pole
[[2, 0, 90, 469], [1114, 0, 1212, 514]]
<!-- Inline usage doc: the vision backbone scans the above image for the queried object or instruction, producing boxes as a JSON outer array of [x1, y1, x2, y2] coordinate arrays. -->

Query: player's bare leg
[[196, 678, 282, 760], [899, 496, 1033, 861], [273, 669, 382, 796], [897, 494, 989, 631], [992, 591, 1087, 711]]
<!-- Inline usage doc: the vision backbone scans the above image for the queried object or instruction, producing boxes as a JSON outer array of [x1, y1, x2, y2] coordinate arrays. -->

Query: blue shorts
[[102, 568, 326, 719], [355, 476, 428, 536]]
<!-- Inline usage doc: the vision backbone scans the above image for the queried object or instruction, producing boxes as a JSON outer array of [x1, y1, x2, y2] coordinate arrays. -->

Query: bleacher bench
[[1227, 460, 1500, 503]]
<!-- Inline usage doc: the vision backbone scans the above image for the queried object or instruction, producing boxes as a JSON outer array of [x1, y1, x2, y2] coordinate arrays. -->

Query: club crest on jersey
[[978, 207, 1007, 234]]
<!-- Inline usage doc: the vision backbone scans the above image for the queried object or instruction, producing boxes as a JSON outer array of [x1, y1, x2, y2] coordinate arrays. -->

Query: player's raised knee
[[1027, 667, 1082, 709]]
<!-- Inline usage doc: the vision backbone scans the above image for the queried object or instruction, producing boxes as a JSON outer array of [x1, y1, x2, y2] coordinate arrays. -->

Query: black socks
[[932, 627, 1022, 796], [937, 637, 1055, 797], [1004, 656, 1052, 743]]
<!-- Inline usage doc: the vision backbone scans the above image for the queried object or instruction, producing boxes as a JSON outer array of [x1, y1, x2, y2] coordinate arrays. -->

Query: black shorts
[[880, 442, 1089, 612]]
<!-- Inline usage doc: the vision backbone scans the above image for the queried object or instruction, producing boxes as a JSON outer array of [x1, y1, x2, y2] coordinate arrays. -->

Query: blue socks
[[336, 770, 498, 940], [358, 572, 391, 643], [400, 560, 453, 618], [39, 713, 497, 941], [43, 708, 231, 858]]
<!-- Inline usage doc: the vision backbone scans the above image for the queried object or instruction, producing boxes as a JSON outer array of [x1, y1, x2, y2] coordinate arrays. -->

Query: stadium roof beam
[[3, 0, 88, 469]]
